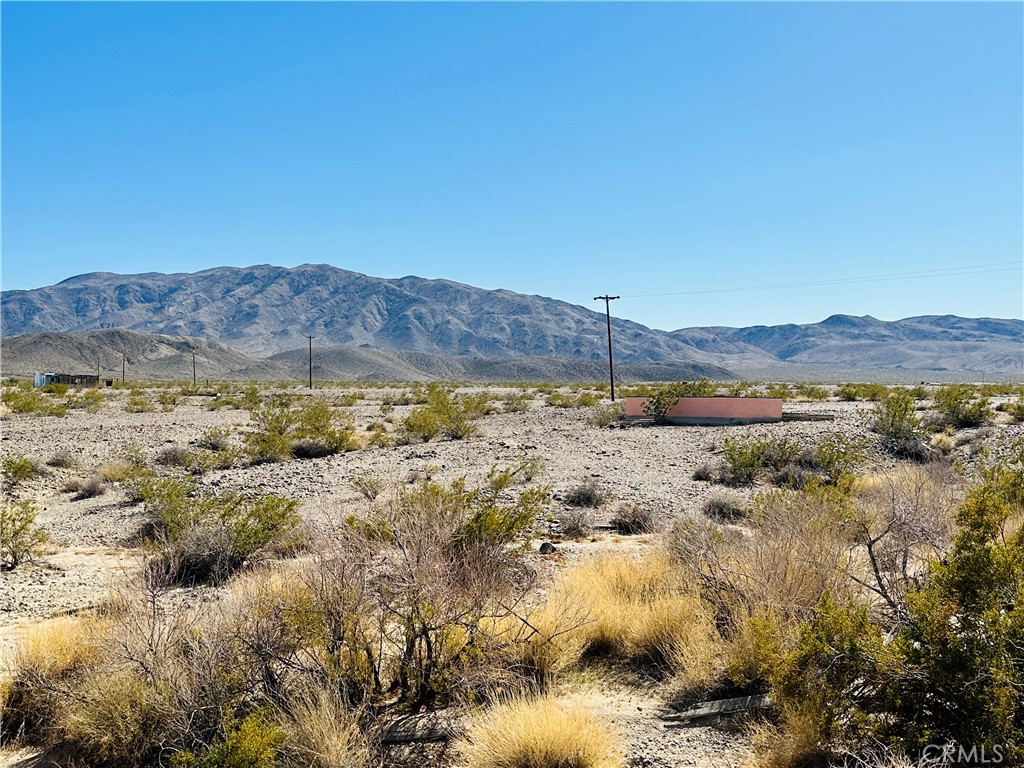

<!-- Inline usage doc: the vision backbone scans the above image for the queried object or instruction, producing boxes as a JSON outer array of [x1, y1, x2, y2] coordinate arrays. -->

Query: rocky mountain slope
[[2, 264, 1020, 374]]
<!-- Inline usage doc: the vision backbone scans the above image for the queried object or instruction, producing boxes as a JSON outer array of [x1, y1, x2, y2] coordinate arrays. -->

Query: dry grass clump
[[278, 689, 372, 768], [1, 615, 105, 745], [64, 473, 108, 499], [457, 696, 623, 768], [155, 444, 190, 466], [564, 478, 606, 508], [483, 592, 587, 687], [609, 502, 657, 534], [556, 551, 720, 675], [46, 449, 77, 469], [701, 494, 746, 522], [558, 507, 594, 538]]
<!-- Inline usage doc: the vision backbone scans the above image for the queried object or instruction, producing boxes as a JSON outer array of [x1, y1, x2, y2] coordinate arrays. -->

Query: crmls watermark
[[919, 743, 1007, 766]]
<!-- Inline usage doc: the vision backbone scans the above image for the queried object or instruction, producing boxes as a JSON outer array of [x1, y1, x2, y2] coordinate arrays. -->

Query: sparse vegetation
[[1, 499, 49, 569], [564, 478, 607, 508], [609, 502, 657, 534], [2, 452, 46, 487], [931, 383, 992, 429]]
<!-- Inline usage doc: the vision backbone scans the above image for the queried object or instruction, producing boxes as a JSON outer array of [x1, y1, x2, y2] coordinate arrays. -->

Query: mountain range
[[2, 264, 1021, 377]]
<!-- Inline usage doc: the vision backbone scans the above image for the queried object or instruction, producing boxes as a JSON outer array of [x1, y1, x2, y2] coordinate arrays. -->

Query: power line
[[619, 261, 1022, 299]]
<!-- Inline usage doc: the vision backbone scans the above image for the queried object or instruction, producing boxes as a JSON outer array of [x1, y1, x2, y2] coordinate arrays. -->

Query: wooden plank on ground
[[660, 694, 771, 724]]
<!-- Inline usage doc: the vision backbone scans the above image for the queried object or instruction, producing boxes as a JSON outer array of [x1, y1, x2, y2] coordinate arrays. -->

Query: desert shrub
[[124, 389, 154, 413], [692, 463, 717, 482], [366, 424, 392, 447], [0, 499, 49, 569], [639, 379, 716, 424], [62, 668, 178, 767], [812, 433, 866, 487], [793, 383, 829, 401], [564, 478, 606, 508], [502, 390, 533, 413], [156, 444, 190, 466], [183, 448, 239, 474], [559, 507, 593, 538], [766, 383, 792, 401], [66, 473, 107, 499], [401, 385, 482, 442], [172, 711, 285, 768], [609, 502, 657, 534], [199, 427, 234, 452], [158, 391, 180, 410], [483, 593, 587, 687], [701, 494, 747, 523], [932, 383, 992, 429], [345, 469, 551, 706], [64, 389, 107, 413], [141, 478, 302, 585], [349, 474, 384, 502], [871, 390, 921, 441], [457, 696, 623, 768], [586, 401, 624, 427], [1, 386, 68, 416], [837, 383, 890, 402], [719, 435, 801, 486], [47, 449, 77, 468], [998, 397, 1024, 423], [41, 382, 70, 396], [2, 452, 46, 487], [545, 391, 602, 409]]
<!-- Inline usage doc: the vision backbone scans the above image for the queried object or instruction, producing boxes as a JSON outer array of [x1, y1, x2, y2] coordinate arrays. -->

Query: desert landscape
[[2, 377, 1022, 767]]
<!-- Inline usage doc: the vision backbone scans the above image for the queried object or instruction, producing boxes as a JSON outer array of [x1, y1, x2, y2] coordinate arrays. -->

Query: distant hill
[[0, 330, 288, 381], [1, 265, 1020, 375], [1, 329, 730, 383], [670, 314, 1023, 374]]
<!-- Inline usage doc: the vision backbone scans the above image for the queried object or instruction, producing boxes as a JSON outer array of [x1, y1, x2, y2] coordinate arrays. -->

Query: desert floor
[[2, 383, 1021, 768]]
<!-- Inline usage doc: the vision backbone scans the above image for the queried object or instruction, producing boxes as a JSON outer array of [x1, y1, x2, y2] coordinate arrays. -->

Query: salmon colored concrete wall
[[624, 396, 783, 423]]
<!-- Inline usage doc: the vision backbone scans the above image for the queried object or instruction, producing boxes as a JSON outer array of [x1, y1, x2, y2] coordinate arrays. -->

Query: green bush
[[172, 712, 285, 768], [140, 477, 302, 585], [401, 385, 481, 442], [2, 386, 67, 415], [871, 390, 922, 442], [1, 500, 49, 569], [3, 453, 45, 487], [932, 383, 991, 429], [836, 383, 890, 402], [720, 435, 801, 486]]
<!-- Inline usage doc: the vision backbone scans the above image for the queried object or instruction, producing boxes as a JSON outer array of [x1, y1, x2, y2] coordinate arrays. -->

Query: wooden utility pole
[[304, 335, 315, 390], [122, 354, 126, 383], [192, 351, 197, 386], [594, 295, 620, 401]]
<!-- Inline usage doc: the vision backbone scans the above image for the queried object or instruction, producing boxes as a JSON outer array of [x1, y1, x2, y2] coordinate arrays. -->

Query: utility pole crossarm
[[594, 295, 620, 402]]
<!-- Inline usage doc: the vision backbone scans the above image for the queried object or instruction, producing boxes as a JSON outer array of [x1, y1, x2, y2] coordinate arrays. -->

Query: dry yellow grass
[[457, 696, 623, 768], [279, 688, 372, 768], [555, 551, 720, 675]]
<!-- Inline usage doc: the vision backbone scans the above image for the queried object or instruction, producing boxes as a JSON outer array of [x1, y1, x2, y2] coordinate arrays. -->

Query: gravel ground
[[2, 384, 1021, 767]]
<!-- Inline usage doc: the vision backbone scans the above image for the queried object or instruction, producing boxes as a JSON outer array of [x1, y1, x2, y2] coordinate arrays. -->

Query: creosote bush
[[0, 499, 49, 569], [139, 477, 302, 585], [2, 452, 47, 487], [245, 398, 355, 464], [931, 383, 991, 429], [400, 384, 485, 442]]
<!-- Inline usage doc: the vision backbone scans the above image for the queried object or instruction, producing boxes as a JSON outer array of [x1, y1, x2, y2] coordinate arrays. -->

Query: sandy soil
[[1, 384, 1020, 767]]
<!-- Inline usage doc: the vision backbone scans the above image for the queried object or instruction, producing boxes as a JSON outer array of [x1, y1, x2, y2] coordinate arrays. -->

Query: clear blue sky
[[2, 2, 1021, 330]]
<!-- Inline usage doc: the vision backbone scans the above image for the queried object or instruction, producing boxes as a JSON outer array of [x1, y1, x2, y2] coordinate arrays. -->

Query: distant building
[[34, 372, 107, 388]]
